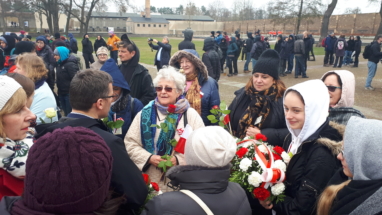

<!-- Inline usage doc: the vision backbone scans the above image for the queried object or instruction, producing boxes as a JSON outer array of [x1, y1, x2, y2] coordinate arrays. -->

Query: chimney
[[145, 0, 151, 18]]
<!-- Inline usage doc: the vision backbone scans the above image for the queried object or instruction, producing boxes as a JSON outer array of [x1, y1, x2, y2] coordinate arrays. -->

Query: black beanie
[[13, 41, 35, 55], [54, 32, 60, 39], [252, 49, 280, 80]]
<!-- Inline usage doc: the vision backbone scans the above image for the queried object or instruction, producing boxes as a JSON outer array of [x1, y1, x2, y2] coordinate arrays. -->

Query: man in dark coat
[[202, 37, 221, 81], [82, 33, 94, 69], [352, 36, 362, 68], [34, 69, 148, 214], [148, 36, 171, 71], [324, 32, 337, 66], [303, 31, 312, 71], [178, 29, 195, 50], [365, 36, 382, 90], [243, 32, 254, 73], [119, 36, 156, 105]]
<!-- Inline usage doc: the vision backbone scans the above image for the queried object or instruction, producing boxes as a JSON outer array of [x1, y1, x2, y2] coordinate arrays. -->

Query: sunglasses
[[155, 87, 176, 93], [326, 85, 342, 92]]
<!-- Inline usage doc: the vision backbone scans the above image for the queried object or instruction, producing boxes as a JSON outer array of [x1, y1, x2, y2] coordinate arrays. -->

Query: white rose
[[248, 171, 262, 187], [158, 190, 163, 195], [258, 145, 268, 154], [44, 108, 57, 118], [271, 183, 285, 196], [281, 152, 291, 164], [274, 160, 287, 172], [239, 158, 252, 171]]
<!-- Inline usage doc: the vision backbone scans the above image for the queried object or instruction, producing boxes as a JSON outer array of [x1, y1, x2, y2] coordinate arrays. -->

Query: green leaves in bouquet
[[102, 117, 125, 129], [169, 138, 178, 147], [158, 155, 173, 173], [269, 193, 286, 204], [208, 101, 231, 127]]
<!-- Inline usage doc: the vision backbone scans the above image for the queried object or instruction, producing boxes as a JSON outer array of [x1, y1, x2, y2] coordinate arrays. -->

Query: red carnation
[[168, 104, 176, 113], [116, 117, 124, 121], [151, 182, 160, 191], [255, 133, 267, 141], [253, 187, 271, 201], [272, 153, 282, 161], [236, 147, 248, 158], [142, 173, 149, 185], [273, 146, 284, 155]]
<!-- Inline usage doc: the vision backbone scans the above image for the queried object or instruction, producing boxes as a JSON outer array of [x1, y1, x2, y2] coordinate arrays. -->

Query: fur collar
[[169, 50, 208, 83], [316, 121, 345, 155]]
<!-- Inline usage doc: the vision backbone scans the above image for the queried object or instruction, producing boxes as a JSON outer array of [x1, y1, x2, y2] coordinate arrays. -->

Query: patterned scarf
[[185, 72, 202, 115], [141, 96, 190, 156], [236, 83, 278, 139], [111, 89, 130, 113]]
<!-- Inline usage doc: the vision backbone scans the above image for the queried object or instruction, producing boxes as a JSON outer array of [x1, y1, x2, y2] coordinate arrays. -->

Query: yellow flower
[[44, 108, 56, 118]]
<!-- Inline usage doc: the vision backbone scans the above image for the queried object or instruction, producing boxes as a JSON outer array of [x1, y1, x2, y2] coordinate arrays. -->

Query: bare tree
[[318, 0, 337, 46], [28, 0, 61, 33], [344, 7, 362, 14], [370, 0, 382, 40]]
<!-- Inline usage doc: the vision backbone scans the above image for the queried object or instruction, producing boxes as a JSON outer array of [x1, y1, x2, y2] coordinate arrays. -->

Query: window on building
[[154, 24, 156, 27], [148, 24, 151, 27], [143, 24, 145, 27], [159, 24, 161, 27], [137, 24, 140, 27]]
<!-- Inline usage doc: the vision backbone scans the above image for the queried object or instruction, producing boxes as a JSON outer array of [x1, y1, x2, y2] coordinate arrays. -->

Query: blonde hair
[[316, 180, 351, 215], [16, 53, 48, 83], [0, 88, 27, 139]]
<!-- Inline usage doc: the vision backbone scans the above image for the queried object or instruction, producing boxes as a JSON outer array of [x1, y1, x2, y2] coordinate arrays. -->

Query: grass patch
[[75, 36, 328, 65]]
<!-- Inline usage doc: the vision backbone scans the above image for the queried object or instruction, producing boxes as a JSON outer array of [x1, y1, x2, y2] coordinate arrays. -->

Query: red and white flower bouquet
[[230, 134, 292, 203]]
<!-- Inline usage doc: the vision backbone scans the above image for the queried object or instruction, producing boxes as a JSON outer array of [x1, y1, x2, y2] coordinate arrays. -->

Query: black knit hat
[[252, 49, 280, 80]]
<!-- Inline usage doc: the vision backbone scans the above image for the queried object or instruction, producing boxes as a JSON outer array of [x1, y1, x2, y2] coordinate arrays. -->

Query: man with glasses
[[35, 69, 148, 214], [118, 34, 156, 105]]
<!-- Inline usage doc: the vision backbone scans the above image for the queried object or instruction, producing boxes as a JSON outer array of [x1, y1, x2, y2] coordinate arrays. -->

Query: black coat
[[346, 39, 355, 52], [244, 32, 254, 53], [202, 38, 221, 81], [82, 37, 93, 54], [279, 41, 289, 60], [368, 41, 382, 64], [286, 36, 295, 56], [94, 37, 107, 53], [354, 39, 362, 53], [274, 40, 283, 53], [228, 87, 289, 147], [178, 30, 195, 50], [272, 120, 342, 215], [149, 42, 171, 67], [36, 44, 56, 89], [34, 115, 148, 213], [142, 165, 251, 215], [303, 37, 312, 55], [235, 38, 243, 57], [56, 55, 79, 95]]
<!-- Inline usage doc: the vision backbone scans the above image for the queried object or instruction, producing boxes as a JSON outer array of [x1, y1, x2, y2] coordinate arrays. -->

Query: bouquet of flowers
[[139, 173, 162, 213], [230, 134, 292, 203]]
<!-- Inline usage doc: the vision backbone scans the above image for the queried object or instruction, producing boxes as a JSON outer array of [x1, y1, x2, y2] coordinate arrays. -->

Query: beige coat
[[90, 60, 105, 70], [124, 107, 205, 192]]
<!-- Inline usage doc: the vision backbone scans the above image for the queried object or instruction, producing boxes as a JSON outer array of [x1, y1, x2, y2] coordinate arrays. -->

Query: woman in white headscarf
[[258, 80, 344, 215]]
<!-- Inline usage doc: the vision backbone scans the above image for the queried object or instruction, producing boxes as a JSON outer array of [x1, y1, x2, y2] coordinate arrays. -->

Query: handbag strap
[[179, 190, 214, 215]]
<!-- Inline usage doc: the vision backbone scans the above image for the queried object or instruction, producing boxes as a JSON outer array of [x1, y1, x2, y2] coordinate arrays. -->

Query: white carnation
[[158, 190, 163, 195], [281, 152, 291, 164], [271, 183, 285, 196], [239, 158, 252, 171], [248, 171, 262, 187], [274, 160, 287, 172], [258, 145, 268, 154]]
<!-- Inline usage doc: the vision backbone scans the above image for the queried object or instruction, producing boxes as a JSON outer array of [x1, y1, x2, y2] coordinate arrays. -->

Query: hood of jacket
[[183, 29, 193, 41], [100, 58, 130, 92], [36, 35, 48, 45], [3, 35, 15, 53], [321, 70, 355, 108], [82, 34, 89, 39], [182, 49, 200, 58], [296, 34, 303, 40], [169, 50, 208, 84], [289, 34, 295, 42], [254, 36, 260, 42], [68, 33, 74, 39], [55, 46, 70, 63], [167, 164, 231, 194], [13, 41, 35, 55], [344, 117, 382, 180], [356, 36, 361, 41], [203, 37, 215, 51], [284, 80, 330, 154], [247, 32, 253, 39], [230, 36, 236, 43]]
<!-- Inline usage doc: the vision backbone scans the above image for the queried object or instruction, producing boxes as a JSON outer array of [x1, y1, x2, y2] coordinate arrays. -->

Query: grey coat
[[142, 165, 251, 215], [293, 35, 305, 56]]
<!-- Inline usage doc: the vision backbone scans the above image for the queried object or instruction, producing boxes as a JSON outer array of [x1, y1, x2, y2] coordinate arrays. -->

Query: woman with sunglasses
[[125, 66, 205, 192], [169, 50, 220, 126], [0, 76, 36, 199], [100, 58, 143, 138], [259, 80, 343, 215], [322, 70, 364, 125], [317, 117, 382, 215]]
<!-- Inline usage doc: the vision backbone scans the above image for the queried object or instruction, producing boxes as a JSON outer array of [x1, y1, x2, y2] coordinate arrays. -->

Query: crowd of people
[[0, 28, 381, 215]]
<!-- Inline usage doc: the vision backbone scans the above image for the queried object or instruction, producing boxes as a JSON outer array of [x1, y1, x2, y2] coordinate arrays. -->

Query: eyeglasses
[[155, 86, 176, 93], [326, 85, 342, 92], [100, 94, 119, 100]]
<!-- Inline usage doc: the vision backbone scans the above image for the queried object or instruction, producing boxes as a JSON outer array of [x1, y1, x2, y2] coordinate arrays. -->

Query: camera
[[148, 38, 153, 42]]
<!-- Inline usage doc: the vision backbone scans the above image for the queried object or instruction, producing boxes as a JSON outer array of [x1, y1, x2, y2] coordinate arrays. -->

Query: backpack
[[363, 44, 372, 59], [337, 41, 344, 50], [215, 44, 223, 60], [252, 41, 265, 60], [321, 38, 326, 47], [71, 40, 78, 53]]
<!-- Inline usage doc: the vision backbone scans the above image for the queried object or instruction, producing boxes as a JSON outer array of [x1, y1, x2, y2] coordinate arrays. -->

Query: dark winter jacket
[[303, 36, 312, 55], [36, 37, 56, 90], [119, 44, 156, 106], [0, 196, 19, 215], [81, 35, 93, 54], [51, 38, 64, 50], [235, 37, 243, 57], [309, 34, 315, 50], [141, 165, 251, 215], [68, 33, 78, 53], [202, 38, 221, 81], [170, 50, 221, 125], [219, 39, 228, 56], [227, 36, 238, 56], [325, 35, 337, 52], [94, 36, 107, 54], [354, 36, 362, 53], [34, 114, 148, 213], [331, 180, 382, 215], [328, 107, 364, 125], [101, 59, 144, 139], [346, 38, 355, 52], [149, 41, 171, 67], [2, 35, 16, 56], [294, 34, 305, 56], [274, 35, 283, 53], [272, 120, 343, 215], [244, 32, 254, 53], [334, 37, 348, 57], [285, 34, 295, 56], [228, 87, 289, 146], [368, 41, 382, 64], [279, 41, 289, 60], [250, 36, 266, 60], [178, 29, 195, 50], [56, 54, 79, 95]]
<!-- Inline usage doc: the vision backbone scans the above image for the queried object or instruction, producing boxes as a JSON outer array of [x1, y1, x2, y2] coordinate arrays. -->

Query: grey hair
[[163, 36, 169, 43], [153, 66, 185, 94]]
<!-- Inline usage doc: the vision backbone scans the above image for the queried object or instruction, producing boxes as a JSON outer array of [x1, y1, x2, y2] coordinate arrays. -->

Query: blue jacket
[[201, 77, 220, 126], [325, 35, 337, 52], [214, 34, 223, 44], [227, 37, 238, 56], [68, 33, 77, 49], [101, 59, 144, 138]]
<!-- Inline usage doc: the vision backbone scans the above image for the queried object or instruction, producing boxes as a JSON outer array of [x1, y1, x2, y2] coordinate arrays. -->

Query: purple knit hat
[[13, 126, 113, 214]]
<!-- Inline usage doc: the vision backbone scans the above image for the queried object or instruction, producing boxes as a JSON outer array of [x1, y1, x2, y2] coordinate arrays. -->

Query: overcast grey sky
[[122, 0, 380, 15]]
